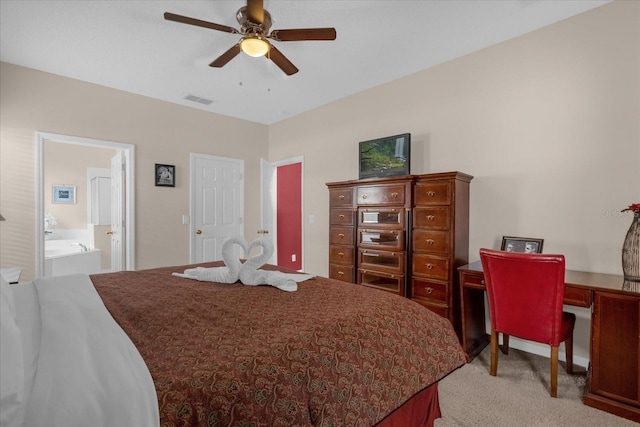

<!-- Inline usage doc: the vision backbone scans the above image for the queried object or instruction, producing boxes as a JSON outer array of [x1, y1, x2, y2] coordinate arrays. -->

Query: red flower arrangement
[[622, 203, 640, 216]]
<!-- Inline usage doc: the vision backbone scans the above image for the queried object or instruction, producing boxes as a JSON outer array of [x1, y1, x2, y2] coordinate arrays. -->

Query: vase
[[622, 212, 640, 292]]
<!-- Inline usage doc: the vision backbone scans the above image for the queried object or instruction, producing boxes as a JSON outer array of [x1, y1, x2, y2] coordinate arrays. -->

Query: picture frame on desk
[[501, 236, 544, 253]]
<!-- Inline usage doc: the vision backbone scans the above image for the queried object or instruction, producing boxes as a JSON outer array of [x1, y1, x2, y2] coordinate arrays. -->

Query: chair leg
[[501, 333, 510, 355], [550, 346, 559, 397], [565, 335, 574, 375], [490, 330, 499, 376]]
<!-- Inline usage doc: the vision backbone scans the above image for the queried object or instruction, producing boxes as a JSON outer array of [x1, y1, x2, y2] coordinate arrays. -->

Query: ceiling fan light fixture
[[240, 35, 270, 57]]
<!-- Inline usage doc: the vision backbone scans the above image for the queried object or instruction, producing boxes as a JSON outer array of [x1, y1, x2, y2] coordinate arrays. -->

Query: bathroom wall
[[44, 140, 115, 231]]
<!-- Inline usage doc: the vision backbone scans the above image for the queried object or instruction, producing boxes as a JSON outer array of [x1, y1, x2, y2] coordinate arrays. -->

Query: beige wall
[[266, 1, 639, 363], [1, 63, 268, 280], [0, 1, 638, 362], [269, 0, 639, 277]]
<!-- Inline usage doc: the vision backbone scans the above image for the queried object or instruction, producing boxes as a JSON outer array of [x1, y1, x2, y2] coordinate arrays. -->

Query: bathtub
[[44, 239, 102, 277]]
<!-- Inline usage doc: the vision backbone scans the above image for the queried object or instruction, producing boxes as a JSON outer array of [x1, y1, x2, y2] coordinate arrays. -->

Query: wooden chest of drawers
[[327, 172, 472, 336], [327, 177, 412, 295], [327, 184, 355, 283], [411, 172, 472, 337], [355, 178, 412, 296]]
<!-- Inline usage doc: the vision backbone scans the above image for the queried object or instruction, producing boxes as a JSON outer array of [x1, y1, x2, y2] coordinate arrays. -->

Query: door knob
[[196, 229, 202, 235], [257, 229, 269, 234], [106, 231, 113, 235]]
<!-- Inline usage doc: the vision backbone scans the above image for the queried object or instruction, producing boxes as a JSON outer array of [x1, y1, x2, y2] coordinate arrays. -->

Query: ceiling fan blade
[[209, 44, 242, 68], [164, 12, 238, 34], [270, 28, 337, 42], [268, 45, 299, 76], [246, 0, 264, 24]]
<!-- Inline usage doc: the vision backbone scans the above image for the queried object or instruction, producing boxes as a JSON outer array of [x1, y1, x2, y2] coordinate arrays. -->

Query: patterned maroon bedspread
[[91, 263, 466, 427]]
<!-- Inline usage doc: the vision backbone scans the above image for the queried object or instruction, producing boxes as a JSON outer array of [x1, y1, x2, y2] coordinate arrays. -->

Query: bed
[[1, 262, 467, 427]]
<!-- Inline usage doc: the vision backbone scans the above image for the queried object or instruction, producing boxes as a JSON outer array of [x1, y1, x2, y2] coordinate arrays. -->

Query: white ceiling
[[0, 0, 610, 125]]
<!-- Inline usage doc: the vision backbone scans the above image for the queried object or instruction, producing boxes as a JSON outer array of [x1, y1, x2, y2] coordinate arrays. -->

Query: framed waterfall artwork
[[52, 185, 76, 204]]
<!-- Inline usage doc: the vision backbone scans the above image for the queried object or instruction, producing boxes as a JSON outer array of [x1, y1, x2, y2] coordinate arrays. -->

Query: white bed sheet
[[9, 274, 159, 427], [7, 281, 41, 427]]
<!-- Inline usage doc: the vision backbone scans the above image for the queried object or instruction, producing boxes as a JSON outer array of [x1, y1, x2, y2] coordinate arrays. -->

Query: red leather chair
[[479, 248, 576, 397]]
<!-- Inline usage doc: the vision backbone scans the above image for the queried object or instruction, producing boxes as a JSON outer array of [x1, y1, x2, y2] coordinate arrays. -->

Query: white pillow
[[0, 277, 24, 425], [0, 275, 16, 318]]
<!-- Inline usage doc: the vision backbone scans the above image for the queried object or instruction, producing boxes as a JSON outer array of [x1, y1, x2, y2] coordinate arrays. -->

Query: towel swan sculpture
[[178, 236, 247, 283], [173, 236, 312, 291]]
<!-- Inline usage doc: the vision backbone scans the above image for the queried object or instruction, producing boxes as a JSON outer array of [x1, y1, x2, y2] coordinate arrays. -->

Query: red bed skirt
[[375, 383, 441, 427]]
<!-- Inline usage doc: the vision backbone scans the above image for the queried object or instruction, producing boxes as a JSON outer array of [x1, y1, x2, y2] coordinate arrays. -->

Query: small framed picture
[[52, 185, 76, 204], [155, 164, 175, 187], [501, 236, 544, 254]]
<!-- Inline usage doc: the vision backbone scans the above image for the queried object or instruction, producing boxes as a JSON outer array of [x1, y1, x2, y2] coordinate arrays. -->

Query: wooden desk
[[458, 261, 640, 422]]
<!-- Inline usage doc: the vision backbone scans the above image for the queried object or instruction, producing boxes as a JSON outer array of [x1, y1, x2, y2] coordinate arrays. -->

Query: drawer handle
[[427, 191, 436, 197], [339, 195, 345, 200], [426, 263, 434, 270], [425, 287, 434, 294], [481, 280, 485, 285], [338, 252, 344, 257], [426, 215, 435, 221], [338, 233, 345, 238], [391, 192, 398, 198], [361, 194, 368, 199], [339, 214, 345, 219], [338, 271, 344, 276], [426, 239, 435, 245]]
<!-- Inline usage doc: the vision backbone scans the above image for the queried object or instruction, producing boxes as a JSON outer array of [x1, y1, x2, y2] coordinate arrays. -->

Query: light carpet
[[435, 346, 638, 426]]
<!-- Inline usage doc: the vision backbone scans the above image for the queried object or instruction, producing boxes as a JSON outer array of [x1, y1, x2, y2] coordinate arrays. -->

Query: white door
[[260, 159, 276, 264], [191, 154, 244, 263], [110, 151, 125, 271]]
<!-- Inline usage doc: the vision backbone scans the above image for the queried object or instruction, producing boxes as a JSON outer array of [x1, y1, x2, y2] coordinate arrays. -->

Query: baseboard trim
[[507, 339, 589, 368]]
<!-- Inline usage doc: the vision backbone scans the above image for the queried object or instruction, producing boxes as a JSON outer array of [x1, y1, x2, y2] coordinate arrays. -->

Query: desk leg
[[461, 286, 490, 360]]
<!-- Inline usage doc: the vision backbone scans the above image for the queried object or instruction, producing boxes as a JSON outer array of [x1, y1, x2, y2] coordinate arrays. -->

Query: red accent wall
[[276, 163, 302, 270]]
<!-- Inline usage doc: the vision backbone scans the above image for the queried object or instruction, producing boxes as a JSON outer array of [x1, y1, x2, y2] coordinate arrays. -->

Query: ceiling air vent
[[184, 94, 213, 105]]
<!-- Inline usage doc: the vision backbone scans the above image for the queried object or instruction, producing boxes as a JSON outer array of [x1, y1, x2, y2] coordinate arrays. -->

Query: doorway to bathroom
[[36, 132, 135, 277]]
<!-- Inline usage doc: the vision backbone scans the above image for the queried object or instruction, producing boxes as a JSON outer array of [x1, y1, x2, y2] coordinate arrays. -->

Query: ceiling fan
[[164, 0, 337, 76]]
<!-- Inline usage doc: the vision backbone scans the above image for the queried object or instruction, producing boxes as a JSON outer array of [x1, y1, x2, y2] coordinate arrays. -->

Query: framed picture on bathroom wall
[[52, 185, 76, 204]]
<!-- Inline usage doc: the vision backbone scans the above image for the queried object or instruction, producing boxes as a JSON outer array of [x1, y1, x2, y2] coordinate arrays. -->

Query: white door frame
[[260, 156, 304, 270], [36, 131, 136, 277]]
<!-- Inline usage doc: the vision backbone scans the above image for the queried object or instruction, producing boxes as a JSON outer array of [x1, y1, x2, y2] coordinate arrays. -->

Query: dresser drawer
[[329, 245, 354, 265], [564, 287, 592, 308], [460, 270, 485, 288], [358, 207, 405, 228], [413, 207, 450, 230], [356, 184, 406, 205], [329, 264, 354, 283], [413, 299, 450, 320], [414, 181, 451, 206], [329, 188, 354, 207], [412, 278, 448, 303], [413, 229, 450, 254], [330, 208, 355, 226], [359, 248, 405, 274], [358, 269, 405, 295], [413, 254, 450, 281], [329, 226, 354, 245], [358, 229, 404, 251]]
